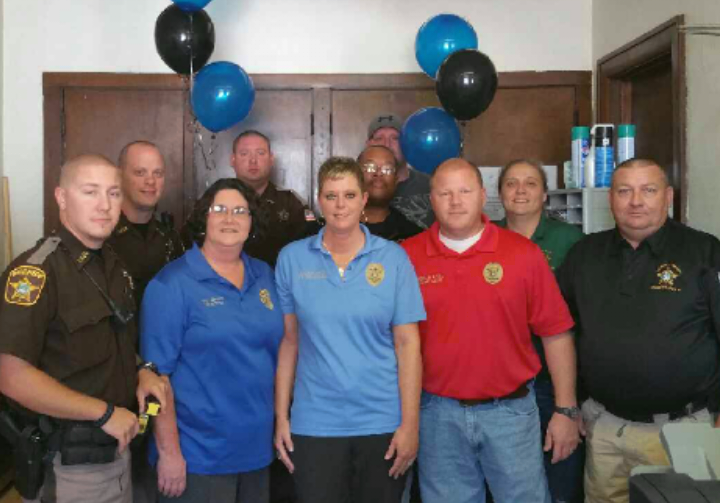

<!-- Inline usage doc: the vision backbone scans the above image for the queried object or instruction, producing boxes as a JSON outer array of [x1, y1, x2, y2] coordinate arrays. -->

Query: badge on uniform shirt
[[259, 289, 274, 310], [116, 226, 129, 235], [543, 249, 554, 268], [278, 209, 289, 222], [4, 265, 47, 306], [366, 263, 385, 287], [651, 263, 681, 292], [77, 251, 90, 265], [483, 262, 503, 285]]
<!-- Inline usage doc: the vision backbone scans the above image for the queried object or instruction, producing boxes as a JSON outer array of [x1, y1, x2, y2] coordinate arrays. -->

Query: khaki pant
[[582, 398, 712, 503], [23, 448, 132, 503]]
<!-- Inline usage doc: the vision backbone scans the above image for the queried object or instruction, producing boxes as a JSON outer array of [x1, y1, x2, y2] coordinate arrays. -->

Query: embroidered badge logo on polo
[[201, 296, 225, 307], [651, 263, 681, 292], [543, 249, 554, 268], [366, 263, 385, 287], [259, 289, 274, 310], [483, 262, 503, 285], [278, 209, 290, 222], [4, 265, 47, 306]]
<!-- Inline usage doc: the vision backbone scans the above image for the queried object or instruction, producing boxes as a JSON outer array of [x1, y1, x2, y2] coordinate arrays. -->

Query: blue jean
[[535, 378, 585, 503], [418, 388, 550, 503]]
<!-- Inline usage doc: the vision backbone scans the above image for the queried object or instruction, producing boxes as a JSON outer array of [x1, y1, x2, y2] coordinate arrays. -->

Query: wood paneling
[[44, 71, 591, 224]]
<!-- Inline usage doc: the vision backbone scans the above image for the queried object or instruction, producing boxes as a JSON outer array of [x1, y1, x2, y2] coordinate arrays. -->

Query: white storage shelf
[[545, 188, 615, 235]]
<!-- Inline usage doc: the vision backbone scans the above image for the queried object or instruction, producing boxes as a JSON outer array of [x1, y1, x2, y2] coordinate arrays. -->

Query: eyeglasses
[[208, 204, 251, 217], [361, 163, 396, 176]]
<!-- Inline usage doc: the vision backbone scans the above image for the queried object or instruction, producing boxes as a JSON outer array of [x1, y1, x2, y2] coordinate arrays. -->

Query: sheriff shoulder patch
[[5, 265, 47, 307]]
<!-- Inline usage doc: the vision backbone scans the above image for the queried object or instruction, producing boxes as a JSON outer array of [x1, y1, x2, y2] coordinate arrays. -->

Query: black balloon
[[436, 49, 498, 122], [155, 4, 215, 75]]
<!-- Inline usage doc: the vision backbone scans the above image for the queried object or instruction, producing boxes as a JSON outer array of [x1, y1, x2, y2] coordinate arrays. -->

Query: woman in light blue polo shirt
[[274, 157, 425, 503], [141, 178, 284, 503]]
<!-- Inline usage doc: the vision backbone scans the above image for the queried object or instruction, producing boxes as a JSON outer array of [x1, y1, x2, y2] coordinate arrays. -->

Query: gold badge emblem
[[366, 263, 385, 287], [259, 289, 274, 310], [77, 251, 90, 265], [651, 263, 681, 292], [483, 262, 503, 285], [5, 265, 47, 306]]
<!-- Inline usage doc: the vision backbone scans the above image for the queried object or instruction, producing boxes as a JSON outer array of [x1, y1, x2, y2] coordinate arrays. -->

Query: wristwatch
[[554, 405, 581, 419], [137, 361, 160, 376]]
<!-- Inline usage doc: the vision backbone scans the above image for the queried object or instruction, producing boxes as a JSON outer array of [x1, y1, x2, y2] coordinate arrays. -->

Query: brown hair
[[232, 130, 272, 154], [185, 178, 265, 247], [498, 159, 548, 193]]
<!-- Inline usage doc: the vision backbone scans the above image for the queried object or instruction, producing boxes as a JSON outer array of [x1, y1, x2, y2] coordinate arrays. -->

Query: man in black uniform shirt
[[230, 130, 309, 267], [358, 145, 423, 242], [108, 141, 184, 308], [557, 158, 720, 503], [0, 154, 167, 503]]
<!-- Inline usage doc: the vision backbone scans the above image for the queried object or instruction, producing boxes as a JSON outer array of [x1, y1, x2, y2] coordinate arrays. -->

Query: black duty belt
[[458, 381, 530, 407], [607, 397, 708, 424]]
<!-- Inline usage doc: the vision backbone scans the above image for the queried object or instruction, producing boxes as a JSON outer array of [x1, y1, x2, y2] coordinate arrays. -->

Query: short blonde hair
[[318, 157, 366, 193]]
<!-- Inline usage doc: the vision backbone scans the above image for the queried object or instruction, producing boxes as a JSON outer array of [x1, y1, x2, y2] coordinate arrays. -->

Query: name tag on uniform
[[201, 296, 225, 307], [418, 274, 444, 285], [299, 271, 327, 280]]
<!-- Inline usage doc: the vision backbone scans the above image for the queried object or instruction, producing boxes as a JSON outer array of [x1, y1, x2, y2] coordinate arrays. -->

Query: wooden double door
[[44, 71, 590, 234]]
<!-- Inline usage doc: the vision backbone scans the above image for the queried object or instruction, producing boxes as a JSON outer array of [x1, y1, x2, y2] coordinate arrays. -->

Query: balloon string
[[189, 12, 194, 95], [193, 121, 217, 172], [459, 121, 467, 158]]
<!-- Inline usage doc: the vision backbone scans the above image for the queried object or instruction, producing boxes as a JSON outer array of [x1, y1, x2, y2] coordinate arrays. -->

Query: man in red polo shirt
[[402, 159, 580, 503]]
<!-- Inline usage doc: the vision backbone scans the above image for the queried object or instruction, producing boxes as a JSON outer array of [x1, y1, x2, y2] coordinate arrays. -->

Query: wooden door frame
[[596, 16, 686, 220], [44, 71, 590, 231]]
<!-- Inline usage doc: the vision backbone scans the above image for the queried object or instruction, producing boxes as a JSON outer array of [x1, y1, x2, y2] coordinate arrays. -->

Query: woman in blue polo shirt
[[274, 157, 425, 503], [141, 178, 284, 503]]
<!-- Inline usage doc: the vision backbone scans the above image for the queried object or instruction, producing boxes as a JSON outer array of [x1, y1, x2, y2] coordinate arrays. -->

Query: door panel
[[465, 87, 577, 168], [631, 58, 674, 182], [194, 89, 313, 205], [58, 88, 188, 232]]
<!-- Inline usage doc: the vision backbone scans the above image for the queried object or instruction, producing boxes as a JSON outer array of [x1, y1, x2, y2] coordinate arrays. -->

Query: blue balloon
[[415, 14, 478, 78], [192, 62, 255, 133], [171, 0, 213, 12], [400, 107, 461, 174]]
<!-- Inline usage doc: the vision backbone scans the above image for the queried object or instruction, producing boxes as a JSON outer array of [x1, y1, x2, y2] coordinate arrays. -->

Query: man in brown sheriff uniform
[[230, 130, 310, 267], [0, 154, 167, 503], [108, 141, 184, 308]]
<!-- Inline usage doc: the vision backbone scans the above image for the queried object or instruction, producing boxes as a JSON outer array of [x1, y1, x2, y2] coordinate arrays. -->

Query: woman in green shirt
[[498, 158, 584, 503]]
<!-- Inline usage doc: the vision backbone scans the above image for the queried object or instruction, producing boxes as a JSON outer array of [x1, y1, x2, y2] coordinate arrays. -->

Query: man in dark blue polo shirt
[[558, 158, 720, 503]]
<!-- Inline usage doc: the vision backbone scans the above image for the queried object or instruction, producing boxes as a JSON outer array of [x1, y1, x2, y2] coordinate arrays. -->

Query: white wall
[[3, 0, 592, 255], [593, 0, 720, 237]]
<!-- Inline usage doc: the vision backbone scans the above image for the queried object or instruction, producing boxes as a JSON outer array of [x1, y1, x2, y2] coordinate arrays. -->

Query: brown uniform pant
[[22, 449, 131, 503]]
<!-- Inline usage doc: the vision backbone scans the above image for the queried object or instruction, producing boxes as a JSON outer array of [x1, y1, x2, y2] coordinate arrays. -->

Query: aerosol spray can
[[591, 124, 615, 188], [571, 127, 590, 188], [617, 124, 636, 164]]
